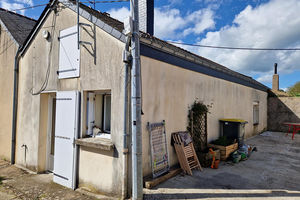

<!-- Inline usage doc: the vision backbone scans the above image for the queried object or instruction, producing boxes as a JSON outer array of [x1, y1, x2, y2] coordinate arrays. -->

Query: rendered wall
[[16, 5, 125, 196], [141, 55, 268, 176], [0, 26, 18, 161], [268, 97, 300, 132]]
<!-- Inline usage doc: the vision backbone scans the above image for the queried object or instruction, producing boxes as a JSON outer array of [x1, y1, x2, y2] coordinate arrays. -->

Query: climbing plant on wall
[[187, 100, 210, 154]]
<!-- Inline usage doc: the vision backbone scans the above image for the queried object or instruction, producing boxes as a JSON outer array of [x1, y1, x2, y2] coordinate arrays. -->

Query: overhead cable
[[168, 41, 300, 51], [6, 0, 129, 13]]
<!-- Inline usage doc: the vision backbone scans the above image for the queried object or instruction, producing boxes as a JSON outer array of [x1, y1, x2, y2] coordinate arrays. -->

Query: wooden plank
[[144, 168, 182, 189]]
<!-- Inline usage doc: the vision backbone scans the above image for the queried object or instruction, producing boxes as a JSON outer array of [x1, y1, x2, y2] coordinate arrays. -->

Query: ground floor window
[[253, 101, 259, 125], [86, 91, 111, 138]]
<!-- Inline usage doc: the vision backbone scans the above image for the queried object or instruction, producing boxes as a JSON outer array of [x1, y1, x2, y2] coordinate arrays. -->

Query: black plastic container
[[219, 119, 248, 147]]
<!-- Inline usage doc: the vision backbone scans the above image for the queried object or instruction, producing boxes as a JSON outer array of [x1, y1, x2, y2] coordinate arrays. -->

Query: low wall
[[268, 97, 300, 132]]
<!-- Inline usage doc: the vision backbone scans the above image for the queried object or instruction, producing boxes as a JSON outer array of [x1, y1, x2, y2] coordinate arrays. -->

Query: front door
[[53, 91, 80, 189]]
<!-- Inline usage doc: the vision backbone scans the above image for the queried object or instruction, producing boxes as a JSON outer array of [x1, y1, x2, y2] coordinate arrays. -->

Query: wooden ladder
[[172, 132, 202, 175]]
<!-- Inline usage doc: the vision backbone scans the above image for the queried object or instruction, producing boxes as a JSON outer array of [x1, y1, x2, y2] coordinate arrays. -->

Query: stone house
[[10, 0, 268, 198], [0, 8, 36, 162]]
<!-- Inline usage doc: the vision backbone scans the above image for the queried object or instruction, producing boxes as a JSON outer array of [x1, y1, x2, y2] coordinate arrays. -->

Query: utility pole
[[130, 0, 143, 199]]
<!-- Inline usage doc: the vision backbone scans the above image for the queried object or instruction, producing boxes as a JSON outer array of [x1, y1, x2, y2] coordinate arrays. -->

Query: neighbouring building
[[0, 8, 36, 161], [11, 0, 268, 198], [268, 63, 300, 132]]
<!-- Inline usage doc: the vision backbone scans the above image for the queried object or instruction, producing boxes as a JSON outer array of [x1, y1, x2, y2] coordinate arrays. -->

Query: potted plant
[[208, 136, 238, 161]]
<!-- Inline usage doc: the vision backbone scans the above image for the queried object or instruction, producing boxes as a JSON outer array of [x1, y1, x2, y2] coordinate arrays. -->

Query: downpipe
[[11, 48, 21, 164], [122, 36, 131, 199]]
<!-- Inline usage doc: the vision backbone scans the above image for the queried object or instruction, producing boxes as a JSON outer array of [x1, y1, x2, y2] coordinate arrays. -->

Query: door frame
[[46, 93, 56, 172]]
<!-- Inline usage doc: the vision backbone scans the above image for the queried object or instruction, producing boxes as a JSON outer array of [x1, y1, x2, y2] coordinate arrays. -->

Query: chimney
[[138, 0, 154, 35], [272, 63, 279, 91]]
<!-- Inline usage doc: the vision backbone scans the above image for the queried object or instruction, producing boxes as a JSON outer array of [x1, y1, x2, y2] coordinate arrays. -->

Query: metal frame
[[147, 120, 170, 178]]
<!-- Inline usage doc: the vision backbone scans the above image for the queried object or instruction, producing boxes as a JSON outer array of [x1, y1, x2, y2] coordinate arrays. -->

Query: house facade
[[0, 9, 36, 161], [12, 0, 268, 198]]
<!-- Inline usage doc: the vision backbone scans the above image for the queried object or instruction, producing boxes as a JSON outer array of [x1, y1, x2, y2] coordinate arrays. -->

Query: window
[[86, 91, 111, 138], [253, 101, 259, 125]]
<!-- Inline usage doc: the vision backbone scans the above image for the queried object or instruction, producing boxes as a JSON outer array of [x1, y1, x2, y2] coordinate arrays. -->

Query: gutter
[[11, 48, 21, 164]]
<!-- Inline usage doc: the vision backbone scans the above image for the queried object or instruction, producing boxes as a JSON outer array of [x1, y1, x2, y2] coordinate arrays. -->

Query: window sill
[[75, 137, 114, 151], [253, 123, 259, 126]]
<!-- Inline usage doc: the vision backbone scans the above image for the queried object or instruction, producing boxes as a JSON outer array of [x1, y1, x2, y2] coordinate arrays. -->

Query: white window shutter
[[58, 26, 80, 79]]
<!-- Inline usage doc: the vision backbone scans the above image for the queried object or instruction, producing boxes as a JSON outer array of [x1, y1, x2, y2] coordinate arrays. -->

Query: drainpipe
[[11, 47, 21, 164], [130, 0, 143, 199], [122, 36, 131, 199]]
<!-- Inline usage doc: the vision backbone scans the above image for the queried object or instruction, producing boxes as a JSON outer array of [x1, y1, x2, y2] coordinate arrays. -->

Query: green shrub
[[211, 136, 234, 146]]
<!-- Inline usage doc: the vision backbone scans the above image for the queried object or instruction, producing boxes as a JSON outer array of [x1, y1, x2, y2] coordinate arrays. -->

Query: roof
[[19, 0, 269, 92], [73, 1, 268, 92], [0, 8, 37, 45]]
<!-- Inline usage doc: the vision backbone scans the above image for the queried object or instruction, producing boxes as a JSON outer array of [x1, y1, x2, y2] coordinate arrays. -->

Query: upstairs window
[[58, 26, 80, 79]]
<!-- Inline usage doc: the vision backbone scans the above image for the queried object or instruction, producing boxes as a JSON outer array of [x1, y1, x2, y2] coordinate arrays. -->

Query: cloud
[[15, 0, 33, 6], [1, 0, 34, 15], [108, 7, 130, 22], [154, 7, 186, 39], [154, 7, 216, 39], [256, 74, 273, 83], [168, 0, 182, 5], [183, 9, 215, 36], [108, 6, 216, 40], [193, 0, 300, 84]]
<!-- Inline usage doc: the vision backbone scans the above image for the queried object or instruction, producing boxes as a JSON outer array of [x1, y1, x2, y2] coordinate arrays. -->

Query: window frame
[[253, 101, 259, 125], [102, 94, 111, 133]]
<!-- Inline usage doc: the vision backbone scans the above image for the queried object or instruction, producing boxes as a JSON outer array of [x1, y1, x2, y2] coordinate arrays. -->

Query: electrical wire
[[31, 11, 57, 95], [167, 41, 300, 51], [8, 3, 50, 12], [5, 0, 129, 13]]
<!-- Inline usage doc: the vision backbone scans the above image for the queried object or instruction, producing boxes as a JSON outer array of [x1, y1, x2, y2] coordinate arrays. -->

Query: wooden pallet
[[172, 132, 202, 175]]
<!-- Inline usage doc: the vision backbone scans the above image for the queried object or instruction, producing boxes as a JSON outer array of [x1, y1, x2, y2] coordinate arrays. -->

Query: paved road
[[0, 160, 99, 200], [144, 132, 300, 200]]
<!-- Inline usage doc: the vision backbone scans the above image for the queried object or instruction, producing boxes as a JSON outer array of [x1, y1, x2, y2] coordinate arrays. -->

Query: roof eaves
[[140, 36, 269, 92], [59, 0, 126, 43], [20, 0, 126, 55], [20, 0, 56, 55]]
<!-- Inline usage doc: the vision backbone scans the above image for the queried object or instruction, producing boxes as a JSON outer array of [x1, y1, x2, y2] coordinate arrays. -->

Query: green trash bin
[[219, 119, 248, 147]]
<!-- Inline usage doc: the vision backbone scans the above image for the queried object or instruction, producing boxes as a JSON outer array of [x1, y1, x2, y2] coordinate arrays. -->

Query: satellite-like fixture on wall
[[42, 30, 50, 39]]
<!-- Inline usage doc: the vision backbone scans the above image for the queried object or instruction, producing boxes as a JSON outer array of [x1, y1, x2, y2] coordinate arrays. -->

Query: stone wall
[[268, 97, 300, 132]]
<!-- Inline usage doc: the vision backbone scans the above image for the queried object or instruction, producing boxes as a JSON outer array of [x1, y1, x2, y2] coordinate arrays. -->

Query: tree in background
[[288, 81, 300, 96]]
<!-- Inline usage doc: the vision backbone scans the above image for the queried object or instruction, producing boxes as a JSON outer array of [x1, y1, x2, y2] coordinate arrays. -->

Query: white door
[[53, 91, 80, 189]]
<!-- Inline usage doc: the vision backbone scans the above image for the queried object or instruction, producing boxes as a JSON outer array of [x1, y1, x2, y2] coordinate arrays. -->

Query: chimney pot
[[272, 63, 279, 91]]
